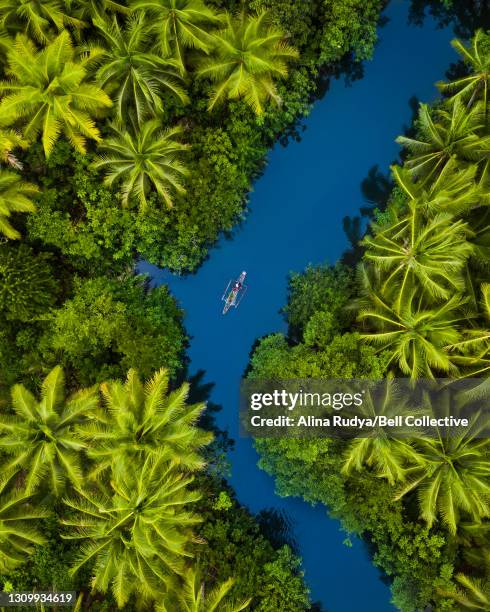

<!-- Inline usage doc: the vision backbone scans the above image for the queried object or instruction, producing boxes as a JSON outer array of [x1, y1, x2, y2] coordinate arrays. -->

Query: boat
[[222, 271, 247, 314]]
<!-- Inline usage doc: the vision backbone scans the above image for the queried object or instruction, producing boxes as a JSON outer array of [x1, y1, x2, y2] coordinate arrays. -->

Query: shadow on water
[[408, 0, 490, 38], [340, 91, 424, 266]]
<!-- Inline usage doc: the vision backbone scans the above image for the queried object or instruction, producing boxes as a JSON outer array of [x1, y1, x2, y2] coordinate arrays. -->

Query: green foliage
[[0, 366, 98, 495], [0, 243, 58, 321], [93, 13, 188, 128], [94, 121, 189, 208], [197, 482, 311, 610], [157, 566, 251, 612], [79, 367, 213, 479], [62, 452, 202, 607], [197, 11, 298, 115], [38, 275, 186, 385], [0, 170, 37, 239], [394, 415, 490, 535], [131, 0, 220, 74], [284, 263, 355, 341], [0, 32, 111, 157], [318, 0, 383, 65]]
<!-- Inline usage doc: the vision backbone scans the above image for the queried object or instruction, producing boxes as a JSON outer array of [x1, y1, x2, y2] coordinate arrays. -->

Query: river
[[140, 2, 456, 609]]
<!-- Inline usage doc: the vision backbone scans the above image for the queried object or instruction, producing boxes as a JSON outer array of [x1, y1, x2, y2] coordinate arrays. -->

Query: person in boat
[[234, 281, 242, 291]]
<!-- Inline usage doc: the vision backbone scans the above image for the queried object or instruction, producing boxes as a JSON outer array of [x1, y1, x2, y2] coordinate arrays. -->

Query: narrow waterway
[[141, 2, 456, 609]]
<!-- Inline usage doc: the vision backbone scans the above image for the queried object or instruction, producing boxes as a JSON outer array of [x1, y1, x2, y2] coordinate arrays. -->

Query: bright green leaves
[[94, 120, 189, 208], [0, 31, 111, 157], [78, 367, 213, 480], [0, 366, 98, 496], [0, 170, 37, 239], [196, 11, 298, 115], [62, 452, 202, 607]]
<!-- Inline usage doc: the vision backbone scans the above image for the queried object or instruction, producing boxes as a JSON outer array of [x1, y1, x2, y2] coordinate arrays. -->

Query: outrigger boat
[[222, 271, 247, 314]]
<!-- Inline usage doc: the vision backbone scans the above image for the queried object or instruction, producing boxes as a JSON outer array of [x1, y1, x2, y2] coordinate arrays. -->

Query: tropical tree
[[94, 120, 188, 208], [0, 32, 112, 157], [0, 170, 38, 239], [0, 243, 59, 321], [357, 265, 465, 378], [391, 162, 480, 217], [0, 366, 98, 495], [0, 0, 83, 43], [437, 29, 490, 110], [197, 11, 298, 115], [62, 452, 202, 608], [395, 393, 490, 534], [158, 567, 251, 612], [130, 0, 220, 74], [342, 379, 426, 485], [79, 368, 212, 479], [396, 100, 490, 180], [0, 487, 49, 572], [93, 14, 188, 128], [363, 199, 473, 309]]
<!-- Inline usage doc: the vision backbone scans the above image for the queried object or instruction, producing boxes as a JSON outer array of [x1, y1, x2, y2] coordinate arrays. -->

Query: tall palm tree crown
[[79, 368, 213, 479], [395, 393, 490, 534], [197, 11, 298, 115], [0, 32, 112, 157], [130, 0, 220, 74], [0, 366, 98, 495], [62, 452, 202, 607], [363, 198, 473, 308], [396, 100, 490, 180], [357, 265, 464, 379], [93, 14, 188, 128], [94, 120, 189, 208]]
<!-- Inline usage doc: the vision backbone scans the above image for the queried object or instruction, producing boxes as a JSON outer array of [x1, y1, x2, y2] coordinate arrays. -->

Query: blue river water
[[141, 2, 456, 610]]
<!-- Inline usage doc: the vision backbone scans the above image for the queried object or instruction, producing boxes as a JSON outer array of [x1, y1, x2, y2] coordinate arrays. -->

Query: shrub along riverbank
[[0, 0, 386, 610], [248, 30, 490, 611]]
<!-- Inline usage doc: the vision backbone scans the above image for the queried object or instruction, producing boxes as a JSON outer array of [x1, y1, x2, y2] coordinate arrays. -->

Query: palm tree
[[396, 100, 490, 180], [395, 393, 490, 534], [0, 487, 49, 571], [197, 11, 298, 115], [357, 265, 464, 379], [93, 14, 188, 128], [0, 0, 84, 43], [0, 170, 38, 239], [437, 30, 490, 110], [0, 32, 112, 158], [342, 379, 426, 485], [0, 366, 98, 495], [363, 198, 473, 309], [94, 120, 188, 208], [158, 567, 251, 612], [130, 0, 220, 74], [78, 368, 212, 480], [391, 162, 480, 217], [62, 452, 202, 608], [439, 549, 490, 610]]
